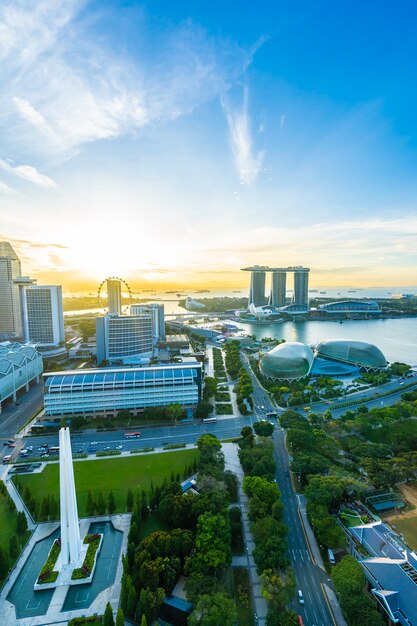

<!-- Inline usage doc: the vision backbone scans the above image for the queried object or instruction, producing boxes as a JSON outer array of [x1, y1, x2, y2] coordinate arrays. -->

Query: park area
[[13, 449, 198, 520], [385, 481, 417, 551]]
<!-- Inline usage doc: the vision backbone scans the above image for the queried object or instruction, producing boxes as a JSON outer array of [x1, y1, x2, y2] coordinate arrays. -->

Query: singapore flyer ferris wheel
[[97, 276, 132, 314]]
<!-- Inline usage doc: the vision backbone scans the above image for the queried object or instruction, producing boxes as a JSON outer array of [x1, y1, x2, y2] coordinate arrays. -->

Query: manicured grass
[[233, 567, 255, 626], [13, 449, 198, 519], [390, 516, 417, 551], [138, 511, 170, 540]]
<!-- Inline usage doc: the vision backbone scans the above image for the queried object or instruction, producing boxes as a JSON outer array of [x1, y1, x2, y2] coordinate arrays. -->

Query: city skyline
[[2, 1, 417, 290]]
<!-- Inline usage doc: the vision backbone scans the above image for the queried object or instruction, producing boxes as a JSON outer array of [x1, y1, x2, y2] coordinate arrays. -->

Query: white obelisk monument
[[59, 427, 82, 565]]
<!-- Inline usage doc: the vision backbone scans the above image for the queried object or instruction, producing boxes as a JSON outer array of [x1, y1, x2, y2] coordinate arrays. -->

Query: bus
[[50, 446, 60, 453], [202, 417, 218, 424], [125, 432, 141, 439]]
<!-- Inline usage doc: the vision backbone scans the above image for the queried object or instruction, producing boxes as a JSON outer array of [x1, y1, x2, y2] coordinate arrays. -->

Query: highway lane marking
[[297, 508, 315, 564]]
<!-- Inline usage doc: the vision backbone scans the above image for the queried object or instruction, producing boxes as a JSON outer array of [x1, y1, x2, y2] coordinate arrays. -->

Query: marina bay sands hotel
[[242, 265, 310, 309]]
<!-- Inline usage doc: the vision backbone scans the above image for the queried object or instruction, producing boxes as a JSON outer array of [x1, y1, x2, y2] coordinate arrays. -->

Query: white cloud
[[12, 97, 59, 142], [280, 114, 285, 128], [0, 1, 253, 157], [0, 159, 56, 188], [222, 87, 265, 185], [0, 179, 13, 193]]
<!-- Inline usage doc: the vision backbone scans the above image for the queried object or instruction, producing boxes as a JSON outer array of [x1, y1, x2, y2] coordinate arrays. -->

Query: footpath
[[223, 442, 268, 626]]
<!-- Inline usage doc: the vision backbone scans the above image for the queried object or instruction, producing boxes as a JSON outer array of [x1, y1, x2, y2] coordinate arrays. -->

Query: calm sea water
[[233, 317, 417, 365]]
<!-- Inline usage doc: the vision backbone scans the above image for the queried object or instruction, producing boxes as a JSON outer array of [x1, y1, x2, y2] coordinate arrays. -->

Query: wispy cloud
[[0, 179, 13, 193], [0, 159, 56, 188], [221, 87, 265, 185], [0, 1, 253, 157]]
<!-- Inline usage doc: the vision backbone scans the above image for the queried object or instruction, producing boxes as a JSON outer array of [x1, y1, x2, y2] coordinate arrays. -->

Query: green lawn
[[13, 449, 198, 520], [233, 567, 255, 626], [390, 516, 417, 551]]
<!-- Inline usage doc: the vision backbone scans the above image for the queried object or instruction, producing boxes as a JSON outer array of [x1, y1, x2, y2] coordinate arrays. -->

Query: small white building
[[0, 342, 43, 412]]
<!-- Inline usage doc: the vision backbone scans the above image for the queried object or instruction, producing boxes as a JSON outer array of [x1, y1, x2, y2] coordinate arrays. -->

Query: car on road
[[88, 448, 96, 453], [40, 453, 49, 458], [285, 469, 289, 477], [162, 442, 168, 446], [116, 445, 123, 450], [4, 439, 14, 446], [297, 590, 304, 604], [104, 446, 111, 450], [91, 441, 98, 445]]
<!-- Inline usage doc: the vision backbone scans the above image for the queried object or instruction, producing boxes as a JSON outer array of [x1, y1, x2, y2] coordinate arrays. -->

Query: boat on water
[[320, 291, 327, 294], [309, 289, 319, 293], [348, 290, 357, 293], [232, 290, 241, 293]]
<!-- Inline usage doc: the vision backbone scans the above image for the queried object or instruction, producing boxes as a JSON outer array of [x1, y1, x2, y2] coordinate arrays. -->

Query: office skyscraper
[[0, 242, 23, 339], [21, 285, 65, 347]]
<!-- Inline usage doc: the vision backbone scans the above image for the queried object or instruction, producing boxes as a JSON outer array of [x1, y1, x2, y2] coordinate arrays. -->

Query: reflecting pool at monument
[[62, 521, 123, 612], [7, 529, 59, 619], [7, 522, 122, 619]]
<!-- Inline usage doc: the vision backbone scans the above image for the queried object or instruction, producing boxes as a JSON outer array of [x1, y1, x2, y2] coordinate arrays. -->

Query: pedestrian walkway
[[223, 443, 268, 626], [3, 467, 36, 529], [297, 493, 325, 571]]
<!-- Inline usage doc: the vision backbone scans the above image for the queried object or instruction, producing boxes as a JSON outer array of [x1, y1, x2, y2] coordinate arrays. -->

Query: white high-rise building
[[107, 279, 122, 315], [96, 313, 153, 363], [130, 303, 165, 342], [0, 242, 23, 339], [21, 285, 65, 347]]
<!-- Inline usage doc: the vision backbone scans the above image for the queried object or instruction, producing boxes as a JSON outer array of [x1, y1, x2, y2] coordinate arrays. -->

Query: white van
[[298, 590, 304, 604], [327, 548, 336, 564]]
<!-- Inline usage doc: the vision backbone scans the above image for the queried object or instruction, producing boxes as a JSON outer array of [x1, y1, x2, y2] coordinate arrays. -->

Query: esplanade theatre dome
[[259, 341, 314, 381], [315, 339, 387, 370]]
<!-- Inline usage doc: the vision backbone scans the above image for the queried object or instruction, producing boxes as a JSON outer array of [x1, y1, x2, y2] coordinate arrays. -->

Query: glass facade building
[[96, 314, 153, 363], [259, 342, 314, 381], [317, 301, 381, 313], [21, 285, 64, 347], [0, 242, 22, 340], [43, 363, 202, 416], [315, 339, 387, 370]]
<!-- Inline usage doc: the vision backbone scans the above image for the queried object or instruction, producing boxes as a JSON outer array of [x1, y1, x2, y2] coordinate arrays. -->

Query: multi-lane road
[[240, 351, 336, 625]]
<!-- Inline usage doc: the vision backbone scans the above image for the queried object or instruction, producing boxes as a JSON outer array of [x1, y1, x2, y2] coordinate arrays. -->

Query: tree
[[253, 420, 274, 437], [140, 616, 148, 626], [16, 511, 28, 536], [194, 402, 213, 419], [126, 489, 134, 512], [103, 602, 115, 626], [203, 376, 217, 400], [141, 490, 149, 521], [193, 512, 231, 573], [97, 492, 106, 515], [9, 535, 19, 559], [260, 568, 295, 610], [188, 592, 237, 626], [0, 547, 9, 579], [108, 491, 116, 515], [115, 608, 125, 626], [332, 556, 365, 597], [86, 491, 95, 516], [166, 403, 184, 425]]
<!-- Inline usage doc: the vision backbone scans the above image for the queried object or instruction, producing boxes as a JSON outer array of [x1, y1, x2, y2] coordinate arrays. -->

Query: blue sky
[[1, 0, 417, 290]]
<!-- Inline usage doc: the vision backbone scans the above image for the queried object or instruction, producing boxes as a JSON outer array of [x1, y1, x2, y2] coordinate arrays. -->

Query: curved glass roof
[[315, 339, 387, 368], [259, 342, 314, 380]]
